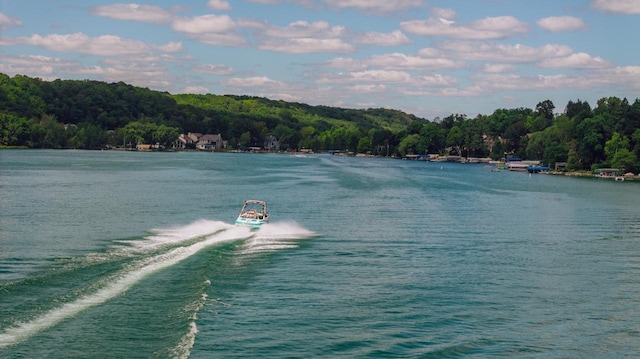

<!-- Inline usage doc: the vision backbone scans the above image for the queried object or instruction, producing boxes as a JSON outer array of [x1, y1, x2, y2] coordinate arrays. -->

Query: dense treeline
[[1, 73, 639, 172]]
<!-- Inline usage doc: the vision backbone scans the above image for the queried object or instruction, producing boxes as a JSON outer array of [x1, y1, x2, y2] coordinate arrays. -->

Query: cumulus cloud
[[172, 14, 236, 34], [472, 73, 572, 91], [241, 19, 353, 53], [182, 86, 210, 94], [537, 52, 611, 69], [318, 69, 413, 84], [471, 65, 640, 94], [156, 41, 183, 52], [245, 0, 425, 13], [483, 63, 517, 73], [193, 32, 247, 47], [431, 7, 457, 21], [191, 64, 234, 75], [240, 19, 349, 43], [260, 37, 354, 54], [78, 61, 174, 89], [0, 52, 179, 91], [0, 54, 70, 76], [323, 0, 426, 13], [20, 33, 155, 57], [591, 0, 640, 14], [537, 16, 588, 32], [171, 14, 246, 46], [326, 52, 461, 71], [400, 14, 528, 39], [207, 0, 232, 11], [345, 84, 387, 93], [89, 4, 174, 24], [223, 76, 283, 87], [419, 41, 574, 63], [0, 12, 22, 30], [353, 30, 411, 46]]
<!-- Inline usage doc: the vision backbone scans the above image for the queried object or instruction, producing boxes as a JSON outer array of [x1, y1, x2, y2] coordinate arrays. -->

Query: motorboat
[[235, 200, 270, 229]]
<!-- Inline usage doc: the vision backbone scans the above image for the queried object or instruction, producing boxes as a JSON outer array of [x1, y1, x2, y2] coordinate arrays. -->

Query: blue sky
[[1, 0, 639, 119]]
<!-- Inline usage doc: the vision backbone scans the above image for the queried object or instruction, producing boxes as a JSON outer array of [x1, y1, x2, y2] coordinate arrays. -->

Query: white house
[[196, 133, 223, 150], [264, 136, 279, 151]]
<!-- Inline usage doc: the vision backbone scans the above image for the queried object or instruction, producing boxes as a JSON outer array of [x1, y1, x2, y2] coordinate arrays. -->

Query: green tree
[[420, 123, 447, 154], [446, 126, 464, 156], [357, 136, 372, 154], [605, 132, 636, 171], [398, 134, 420, 156], [239, 131, 252, 147], [0, 113, 30, 146], [153, 124, 180, 147], [575, 116, 606, 168], [536, 99, 555, 122]]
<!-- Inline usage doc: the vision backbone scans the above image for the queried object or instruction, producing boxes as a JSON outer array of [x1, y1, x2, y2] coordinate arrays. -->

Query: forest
[[1, 73, 640, 173]]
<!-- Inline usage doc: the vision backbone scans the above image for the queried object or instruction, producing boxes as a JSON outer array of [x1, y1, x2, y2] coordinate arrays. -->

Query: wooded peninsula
[[1, 73, 639, 174]]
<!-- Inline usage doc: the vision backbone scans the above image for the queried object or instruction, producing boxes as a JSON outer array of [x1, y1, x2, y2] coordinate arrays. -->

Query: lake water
[[1, 150, 639, 358]]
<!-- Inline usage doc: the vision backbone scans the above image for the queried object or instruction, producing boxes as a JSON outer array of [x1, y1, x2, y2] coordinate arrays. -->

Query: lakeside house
[[175, 132, 225, 150], [196, 133, 223, 150], [264, 136, 279, 151]]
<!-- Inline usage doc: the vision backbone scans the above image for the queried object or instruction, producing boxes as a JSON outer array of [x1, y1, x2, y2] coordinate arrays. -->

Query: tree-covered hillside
[[0, 73, 415, 153], [1, 73, 639, 173]]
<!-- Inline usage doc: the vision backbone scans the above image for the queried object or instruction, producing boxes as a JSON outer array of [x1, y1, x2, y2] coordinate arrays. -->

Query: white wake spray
[[0, 221, 252, 349], [0, 219, 317, 351]]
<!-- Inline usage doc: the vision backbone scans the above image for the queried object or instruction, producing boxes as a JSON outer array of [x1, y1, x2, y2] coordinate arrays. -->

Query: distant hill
[[1, 73, 639, 174]]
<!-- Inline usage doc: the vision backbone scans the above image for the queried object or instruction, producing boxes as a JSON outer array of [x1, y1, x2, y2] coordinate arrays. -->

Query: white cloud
[[172, 14, 236, 34], [171, 14, 246, 46], [431, 7, 457, 21], [240, 19, 353, 53], [190, 32, 247, 47], [538, 52, 611, 69], [326, 52, 461, 71], [316, 69, 457, 89], [156, 41, 183, 53], [207, 0, 232, 11], [537, 16, 588, 32], [397, 86, 480, 98], [414, 73, 458, 87], [591, 0, 640, 14], [353, 30, 411, 46], [345, 84, 387, 93], [183, 86, 210, 94], [89, 4, 174, 24], [607, 66, 640, 89], [245, 0, 426, 13], [244, 19, 348, 43], [259, 37, 354, 54], [471, 65, 640, 93], [0, 54, 67, 76], [20, 33, 156, 57], [420, 41, 574, 64], [223, 76, 283, 87], [322, 0, 426, 13], [316, 69, 412, 84], [401, 15, 528, 39], [191, 64, 234, 75], [0, 12, 22, 30], [483, 63, 517, 73], [472, 73, 571, 91]]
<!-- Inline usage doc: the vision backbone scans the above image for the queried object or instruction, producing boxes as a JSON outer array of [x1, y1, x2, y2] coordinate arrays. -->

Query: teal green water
[[1, 150, 639, 358]]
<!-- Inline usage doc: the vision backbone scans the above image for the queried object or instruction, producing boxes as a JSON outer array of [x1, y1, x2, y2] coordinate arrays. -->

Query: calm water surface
[[1, 150, 639, 358]]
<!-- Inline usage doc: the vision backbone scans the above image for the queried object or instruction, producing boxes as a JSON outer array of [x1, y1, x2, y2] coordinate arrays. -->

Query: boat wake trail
[[0, 219, 317, 353], [239, 221, 318, 254], [0, 220, 249, 349]]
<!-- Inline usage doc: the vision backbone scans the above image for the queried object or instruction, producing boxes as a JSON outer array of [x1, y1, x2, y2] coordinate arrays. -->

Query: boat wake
[[0, 219, 316, 354], [239, 220, 317, 254]]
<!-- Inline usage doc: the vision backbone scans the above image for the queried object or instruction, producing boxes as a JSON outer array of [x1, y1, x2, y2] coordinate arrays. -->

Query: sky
[[1, 0, 639, 119]]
